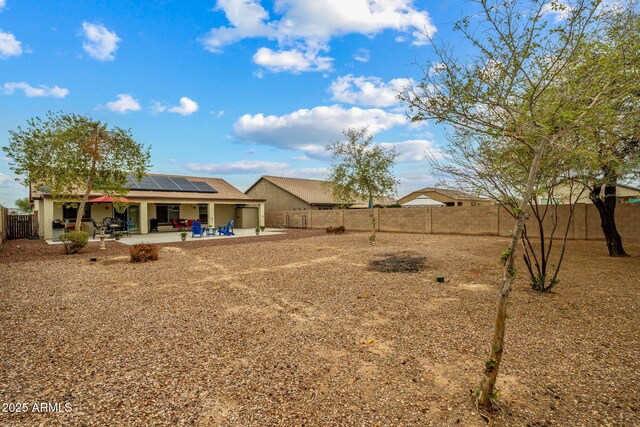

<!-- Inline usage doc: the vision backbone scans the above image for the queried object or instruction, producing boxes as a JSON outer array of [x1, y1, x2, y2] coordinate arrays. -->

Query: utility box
[[235, 207, 259, 229]]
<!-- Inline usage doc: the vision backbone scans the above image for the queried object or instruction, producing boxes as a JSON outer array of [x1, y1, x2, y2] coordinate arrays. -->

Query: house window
[[63, 204, 91, 220], [457, 202, 463, 206], [445, 202, 455, 207], [198, 204, 208, 222], [156, 204, 180, 224]]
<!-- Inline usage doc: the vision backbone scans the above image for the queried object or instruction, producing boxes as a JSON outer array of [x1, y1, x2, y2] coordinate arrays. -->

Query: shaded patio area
[[117, 228, 286, 245]]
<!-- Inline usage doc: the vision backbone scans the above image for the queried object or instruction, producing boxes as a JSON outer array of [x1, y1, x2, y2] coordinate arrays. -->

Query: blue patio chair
[[191, 220, 204, 238], [217, 220, 235, 236]]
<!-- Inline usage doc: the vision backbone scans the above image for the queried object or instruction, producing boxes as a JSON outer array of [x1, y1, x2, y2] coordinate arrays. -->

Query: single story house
[[539, 183, 640, 205], [398, 187, 492, 207], [31, 173, 265, 240], [401, 195, 446, 207], [245, 175, 396, 211]]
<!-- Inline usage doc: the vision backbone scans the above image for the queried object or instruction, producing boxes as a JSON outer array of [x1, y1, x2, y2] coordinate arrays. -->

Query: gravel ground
[[1, 232, 638, 426]]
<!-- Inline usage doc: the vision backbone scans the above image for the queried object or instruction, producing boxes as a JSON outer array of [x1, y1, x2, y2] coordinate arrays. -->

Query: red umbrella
[[87, 195, 131, 203]]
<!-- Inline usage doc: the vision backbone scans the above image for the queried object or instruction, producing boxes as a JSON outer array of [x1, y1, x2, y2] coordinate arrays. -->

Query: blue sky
[[0, 0, 477, 207]]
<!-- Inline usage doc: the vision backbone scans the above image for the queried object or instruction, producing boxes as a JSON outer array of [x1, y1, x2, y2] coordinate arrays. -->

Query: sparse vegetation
[[130, 243, 158, 263], [58, 231, 89, 254]]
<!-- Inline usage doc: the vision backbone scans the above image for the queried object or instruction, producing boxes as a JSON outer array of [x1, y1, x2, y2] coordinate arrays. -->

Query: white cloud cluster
[[3, 82, 69, 98], [0, 30, 22, 58], [185, 160, 290, 175], [152, 97, 199, 116], [253, 46, 332, 73], [378, 139, 442, 162], [328, 74, 410, 108], [203, 0, 436, 73], [105, 94, 141, 113], [81, 22, 121, 61], [234, 104, 409, 158], [0, 1, 6, 12], [353, 48, 370, 63]]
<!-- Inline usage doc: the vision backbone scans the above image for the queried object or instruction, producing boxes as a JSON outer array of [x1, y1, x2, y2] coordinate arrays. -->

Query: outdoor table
[[205, 227, 215, 236]]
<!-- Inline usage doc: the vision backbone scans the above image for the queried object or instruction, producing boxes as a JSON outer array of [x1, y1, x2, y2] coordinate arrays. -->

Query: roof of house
[[401, 195, 446, 207], [32, 173, 261, 201], [405, 187, 488, 201], [246, 175, 396, 206]]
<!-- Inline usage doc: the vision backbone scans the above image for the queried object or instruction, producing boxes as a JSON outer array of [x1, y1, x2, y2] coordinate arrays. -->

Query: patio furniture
[[191, 220, 204, 238], [185, 219, 195, 230], [205, 227, 216, 236], [150, 218, 159, 232], [91, 219, 107, 239], [218, 220, 235, 236], [171, 219, 184, 231]]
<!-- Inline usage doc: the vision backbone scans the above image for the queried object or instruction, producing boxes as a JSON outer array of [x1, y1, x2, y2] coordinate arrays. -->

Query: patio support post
[[139, 202, 149, 234], [43, 198, 54, 239], [258, 202, 265, 227], [208, 202, 215, 227]]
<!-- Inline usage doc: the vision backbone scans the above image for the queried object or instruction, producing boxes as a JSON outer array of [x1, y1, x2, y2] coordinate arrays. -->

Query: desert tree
[[3, 112, 150, 231], [325, 128, 399, 243], [14, 197, 33, 214], [399, 0, 606, 406], [563, 1, 640, 256]]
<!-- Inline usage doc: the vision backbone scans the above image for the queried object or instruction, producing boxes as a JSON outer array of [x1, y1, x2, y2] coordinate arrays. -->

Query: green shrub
[[130, 244, 158, 263], [59, 231, 89, 254]]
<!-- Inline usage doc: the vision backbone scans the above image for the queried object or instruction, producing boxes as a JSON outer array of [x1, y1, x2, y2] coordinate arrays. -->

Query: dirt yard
[[1, 232, 638, 426]]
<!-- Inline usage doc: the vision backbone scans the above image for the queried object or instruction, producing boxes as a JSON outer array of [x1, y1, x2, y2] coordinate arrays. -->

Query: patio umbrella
[[88, 195, 131, 203]]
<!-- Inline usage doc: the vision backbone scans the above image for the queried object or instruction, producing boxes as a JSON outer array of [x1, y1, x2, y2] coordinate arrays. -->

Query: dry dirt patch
[[1, 233, 638, 426]]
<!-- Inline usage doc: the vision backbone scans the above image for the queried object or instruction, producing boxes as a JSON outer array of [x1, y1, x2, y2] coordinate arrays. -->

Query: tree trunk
[[369, 206, 376, 243], [590, 184, 627, 257], [478, 145, 545, 406], [75, 128, 99, 232]]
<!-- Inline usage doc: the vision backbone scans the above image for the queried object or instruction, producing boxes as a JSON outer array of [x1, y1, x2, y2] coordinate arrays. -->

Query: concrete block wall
[[267, 204, 640, 243]]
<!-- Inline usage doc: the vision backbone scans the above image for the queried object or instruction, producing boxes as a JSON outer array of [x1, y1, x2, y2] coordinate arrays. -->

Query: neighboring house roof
[[403, 187, 488, 201], [401, 195, 446, 207], [246, 175, 396, 206], [32, 173, 261, 201]]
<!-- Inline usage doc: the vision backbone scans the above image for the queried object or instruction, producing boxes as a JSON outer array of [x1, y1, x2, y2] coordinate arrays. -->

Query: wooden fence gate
[[7, 214, 35, 239]]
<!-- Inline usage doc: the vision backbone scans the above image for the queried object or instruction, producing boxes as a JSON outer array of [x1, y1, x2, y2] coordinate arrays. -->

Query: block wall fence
[[265, 204, 640, 243]]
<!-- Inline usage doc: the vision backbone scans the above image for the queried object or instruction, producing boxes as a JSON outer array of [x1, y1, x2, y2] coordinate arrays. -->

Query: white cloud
[[81, 22, 121, 61], [105, 94, 141, 113], [185, 160, 290, 175], [210, 109, 225, 118], [0, 1, 6, 12], [541, 1, 572, 22], [204, 0, 436, 50], [253, 46, 333, 73], [202, 1, 436, 73], [233, 104, 408, 158], [152, 97, 199, 116], [378, 139, 442, 162], [3, 82, 69, 98], [0, 172, 11, 182], [353, 48, 370, 63], [328, 74, 411, 108], [0, 30, 22, 58]]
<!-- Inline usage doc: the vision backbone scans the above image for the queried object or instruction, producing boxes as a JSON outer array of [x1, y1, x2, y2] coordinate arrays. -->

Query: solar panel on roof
[[138, 176, 162, 190], [192, 181, 217, 193], [125, 174, 218, 193], [153, 176, 181, 191], [125, 176, 140, 189], [172, 177, 199, 192]]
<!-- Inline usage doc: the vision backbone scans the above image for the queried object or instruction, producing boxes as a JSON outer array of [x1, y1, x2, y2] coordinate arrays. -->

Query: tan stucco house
[[398, 187, 492, 207], [245, 175, 396, 211], [31, 174, 265, 240], [539, 183, 640, 205]]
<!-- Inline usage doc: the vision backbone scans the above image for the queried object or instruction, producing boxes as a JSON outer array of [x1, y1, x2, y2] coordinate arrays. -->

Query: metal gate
[[7, 214, 34, 239]]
